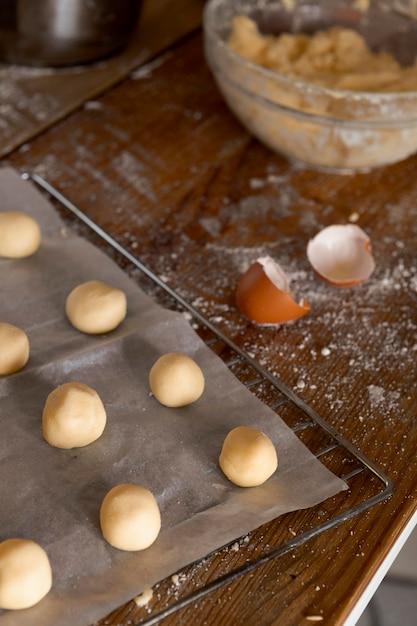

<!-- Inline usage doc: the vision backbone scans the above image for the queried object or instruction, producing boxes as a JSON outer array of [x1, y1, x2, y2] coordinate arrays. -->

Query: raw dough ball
[[0, 322, 30, 375], [65, 280, 127, 334], [219, 426, 278, 487], [0, 211, 41, 258], [42, 381, 107, 449], [0, 538, 52, 610], [100, 484, 161, 551], [149, 352, 205, 407]]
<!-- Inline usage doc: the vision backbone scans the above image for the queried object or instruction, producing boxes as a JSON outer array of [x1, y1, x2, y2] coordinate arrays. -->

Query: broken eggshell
[[236, 256, 310, 325], [307, 224, 375, 287]]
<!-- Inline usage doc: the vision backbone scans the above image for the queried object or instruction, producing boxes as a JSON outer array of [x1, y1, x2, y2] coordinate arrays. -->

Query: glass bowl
[[203, 0, 417, 172]]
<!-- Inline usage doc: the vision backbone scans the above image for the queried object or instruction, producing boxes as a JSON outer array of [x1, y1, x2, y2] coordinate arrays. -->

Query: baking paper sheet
[[0, 167, 347, 626]]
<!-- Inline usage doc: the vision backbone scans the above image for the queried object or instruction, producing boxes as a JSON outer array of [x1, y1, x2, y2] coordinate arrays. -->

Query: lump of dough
[[0, 322, 30, 375], [0, 538, 52, 610], [149, 352, 205, 407], [42, 381, 107, 449], [0, 211, 41, 258], [100, 484, 161, 551], [219, 426, 278, 487], [65, 280, 127, 334]]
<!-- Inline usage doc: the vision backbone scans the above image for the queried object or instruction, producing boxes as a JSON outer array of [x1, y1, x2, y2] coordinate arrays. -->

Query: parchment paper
[[0, 167, 347, 626]]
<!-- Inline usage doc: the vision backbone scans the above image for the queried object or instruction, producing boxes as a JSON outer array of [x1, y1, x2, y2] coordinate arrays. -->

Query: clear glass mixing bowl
[[203, 0, 417, 172]]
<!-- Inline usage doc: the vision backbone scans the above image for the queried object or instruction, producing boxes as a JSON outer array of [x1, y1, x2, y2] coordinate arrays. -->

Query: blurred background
[[358, 527, 417, 626]]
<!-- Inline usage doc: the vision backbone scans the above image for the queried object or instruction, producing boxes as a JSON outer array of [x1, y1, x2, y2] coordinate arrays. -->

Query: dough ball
[[0, 538, 52, 610], [0, 211, 41, 258], [0, 322, 30, 375], [149, 352, 205, 407], [100, 484, 161, 551], [219, 426, 278, 487], [65, 280, 127, 334], [42, 381, 107, 449]]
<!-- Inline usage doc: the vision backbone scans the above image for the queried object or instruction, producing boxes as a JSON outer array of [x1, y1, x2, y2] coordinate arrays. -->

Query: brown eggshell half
[[236, 256, 310, 325]]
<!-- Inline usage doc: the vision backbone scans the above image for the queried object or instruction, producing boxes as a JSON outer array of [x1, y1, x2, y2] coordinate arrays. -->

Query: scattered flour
[[130, 52, 173, 80], [367, 385, 401, 412], [21, 129, 416, 440], [113, 151, 157, 203]]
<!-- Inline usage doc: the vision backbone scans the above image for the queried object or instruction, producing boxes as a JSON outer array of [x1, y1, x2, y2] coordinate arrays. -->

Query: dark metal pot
[[0, 0, 142, 67]]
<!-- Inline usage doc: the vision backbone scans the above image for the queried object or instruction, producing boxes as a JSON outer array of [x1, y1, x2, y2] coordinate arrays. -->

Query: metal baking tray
[[24, 172, 394, 625]]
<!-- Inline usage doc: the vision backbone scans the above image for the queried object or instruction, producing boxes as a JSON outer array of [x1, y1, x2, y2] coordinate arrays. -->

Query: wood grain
[[4, 23, 417, 626]]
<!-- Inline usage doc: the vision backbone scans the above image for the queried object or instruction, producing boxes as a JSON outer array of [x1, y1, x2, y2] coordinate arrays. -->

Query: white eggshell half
[[307, 224, 375, 287]]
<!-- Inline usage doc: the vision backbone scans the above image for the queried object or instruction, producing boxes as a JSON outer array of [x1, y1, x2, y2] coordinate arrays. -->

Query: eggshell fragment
[[235, 256, 310, 325], [307, 224, 375, 287]]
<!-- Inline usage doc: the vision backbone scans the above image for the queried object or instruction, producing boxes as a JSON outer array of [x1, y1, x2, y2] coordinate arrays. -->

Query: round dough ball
[[0, 322, 30, 375], [219, 426, 278, 487], [42, 381, 107, 449], [100, 484, 161, 551], [65, 280, 127, 334], [0, 211, 41, 258], [0, 538, 52, 610], [149, 352, 205, 407]]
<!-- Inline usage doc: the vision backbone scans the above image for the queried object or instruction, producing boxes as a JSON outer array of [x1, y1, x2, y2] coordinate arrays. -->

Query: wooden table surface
[[3, 2, 417, 624]]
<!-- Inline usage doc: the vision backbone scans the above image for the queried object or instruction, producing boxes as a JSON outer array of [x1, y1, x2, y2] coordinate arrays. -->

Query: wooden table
[[3, 2, 417, 624]]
